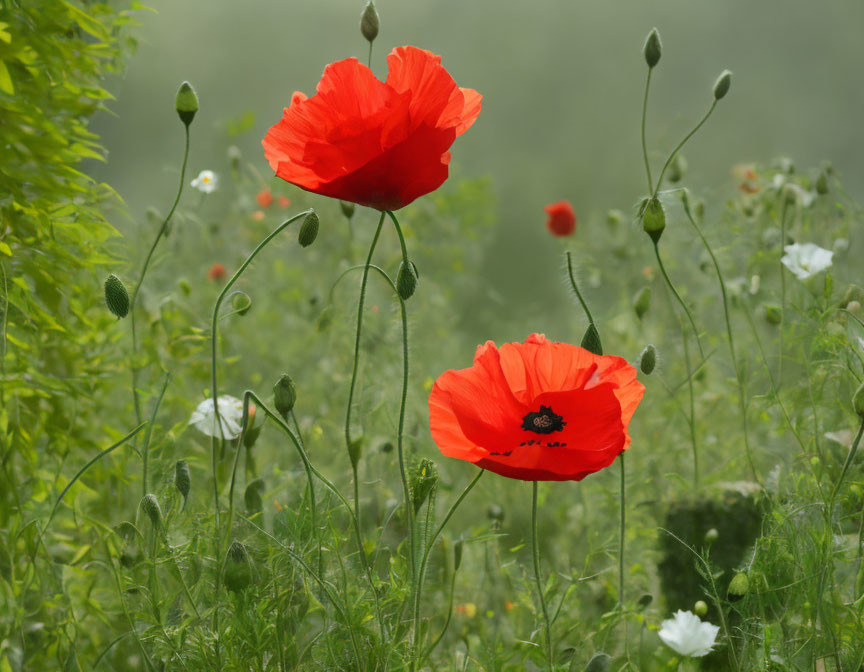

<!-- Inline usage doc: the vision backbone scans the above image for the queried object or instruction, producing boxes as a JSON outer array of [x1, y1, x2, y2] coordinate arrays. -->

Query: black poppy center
[[521, 405, 566, 434]]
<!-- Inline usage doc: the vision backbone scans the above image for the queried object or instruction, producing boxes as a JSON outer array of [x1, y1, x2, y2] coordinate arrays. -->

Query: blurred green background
[[92, 0, 864, 340]]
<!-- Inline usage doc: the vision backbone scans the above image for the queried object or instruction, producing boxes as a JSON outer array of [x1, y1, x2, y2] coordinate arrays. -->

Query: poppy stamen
[[521, 405, 566, 435]]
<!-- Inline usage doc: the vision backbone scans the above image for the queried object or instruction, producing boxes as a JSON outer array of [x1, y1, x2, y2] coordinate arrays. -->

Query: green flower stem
[[777, 198, 789, 388], [208, 209, 312, 641], [641, 67, 654, 194], [652, 101, 717, 198], [565, 251, 595, 325], [345, 211, 386, 522], [410, 469, 484, 672], [619, 454, 626, 608], [130, 124, 190, 423], [532, 481, 554, 672], [141, 373, 170, 497], [830, 417, 864, 506], [652, 241, 704, 359], [683, 201, 759, 483]]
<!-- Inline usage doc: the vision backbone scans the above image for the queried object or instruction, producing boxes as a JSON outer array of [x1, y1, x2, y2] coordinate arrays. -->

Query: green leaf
[[0, 242, 10, 257], [0, 60, 14, 95]]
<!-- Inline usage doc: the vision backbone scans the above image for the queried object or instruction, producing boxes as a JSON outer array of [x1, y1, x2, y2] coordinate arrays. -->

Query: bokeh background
[[92, 0, 864, 340]]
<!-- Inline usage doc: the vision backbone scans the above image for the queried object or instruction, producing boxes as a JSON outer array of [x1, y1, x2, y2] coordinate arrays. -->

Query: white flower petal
[[659, 610, 720, 657], [189, 395, 244, 439], [781, 243, 833, 281], [191, 170, 218, 194]]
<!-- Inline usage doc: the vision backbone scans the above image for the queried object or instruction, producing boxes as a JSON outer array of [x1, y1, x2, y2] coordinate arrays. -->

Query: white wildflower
[[189, 395, 245, 439], [781, 243, 833, 281], [191, 169, 218, 193], [659, 610, 720, 657]]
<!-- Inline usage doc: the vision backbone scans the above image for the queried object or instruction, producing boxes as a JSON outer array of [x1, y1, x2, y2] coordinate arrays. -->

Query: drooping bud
[[643, 28, 662, 68], [704, 528, 719, 544], [174, 460, 191, 511], [580, 323, 603, 356], [360, 1, 380, 43], [340, 200, 356, 219], [815, 171, 829, 195], [712, 70, 732, 101], [667, 153, 687, 183], [175, 81, 199, 126], [639, 344, 657, 375], [348, 437, 364, 470], [853, 381, 864, 417], [642, 197, 666, 243], [140, 494, 162, 529], [298, 212, 319, 247], [396, 260, 418, 301], [104, 274, 130, 319], [245, 478, 265, 515], [224, 541, 253, 592], [694, 600, 708, 617], [410, 458, 439, 513], [273, 374, 297, 419], [727, 572, 749, 601], [231, 291, 252, 316], [316, 305, 333, 332], [637, 593, 653, 610], [584, 652, 612, 672], [633, 287, 652, 320]]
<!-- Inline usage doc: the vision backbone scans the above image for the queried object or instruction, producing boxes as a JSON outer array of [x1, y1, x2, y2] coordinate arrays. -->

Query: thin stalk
[[565, 251, 595, 324], [345, 211, 386, 522], [653, 241, 704, 359], [619, 454, 626, 608], [130, 124, 190, 423], [640, 67, 654, 193], [141, 373, 170, 496], [532, 481, 554, 672], [777, 198, 789, 388], [830, 417, 864, 506], [652, 101, 717, 198], [680, 309, 699, 487]]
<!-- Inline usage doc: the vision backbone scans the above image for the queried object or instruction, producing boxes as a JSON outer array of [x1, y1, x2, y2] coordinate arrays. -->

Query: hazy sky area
[[92, 0, 864, 329]]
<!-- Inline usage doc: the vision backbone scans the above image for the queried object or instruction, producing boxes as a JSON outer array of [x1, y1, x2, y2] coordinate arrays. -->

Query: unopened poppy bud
[[848, 300, 862, 314], [584, 653, 611, 672], [298, 212, 319, 247], [104, 274, 130, 319], [853, 381, 864, 417], [815, 171, 829, 195], [175, 81, 199, 126], [763, 304, 782, 325], [639, 344, 657, 375], [245, 478, 265, 515], [637, 593, 653, 610], [397, 260, 418, 301], [411, 458, 439, 513], [580, 323, 603, 356], [727, 572, 749, 601], [694, 600, 708, 617], [643, 28, 662, 68], [693, 199, 705, 221], [273, 374, 297, 418], [704, 528, 719, 544], [140, 494, 162, 529], [231, 292, 252, 316], [317, 305, 333, 332], [360, 1, 379, 43], [174, 460, 191, 511], [487, 504, 504, 522], [340, 200, 356, 219], [178, 278, 191, 296], [633, 287, 652, 320], [713, 70, 732, 101], [348, 437, 363, 470], [642, 197, 666, 243], [224, 541, 253, 592], [606, 209, 623, 226], [668, 154, 687, 183]]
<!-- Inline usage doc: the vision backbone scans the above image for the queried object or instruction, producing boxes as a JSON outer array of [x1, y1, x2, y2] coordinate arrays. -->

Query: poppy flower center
[[521, 405, 566, 435]]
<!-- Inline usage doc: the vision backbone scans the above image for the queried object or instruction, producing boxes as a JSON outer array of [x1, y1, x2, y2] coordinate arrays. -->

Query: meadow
[[2, 1, 864, 671]]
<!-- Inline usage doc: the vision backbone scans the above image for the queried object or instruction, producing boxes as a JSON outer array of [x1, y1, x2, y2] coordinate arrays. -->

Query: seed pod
[[340, 200, 356, 219], [175, 81, 199, 126], [643, 28, 662, 68], [639, 344, 657, 375], [396, 261, 418, 301], [642, 197, 666, 243], [727, 572, 749, 601], [580, 323, 603, 356], [815, 171, 829, 195], [140, 494, 162, 529], [245, 478, 265, 515], [298, 212, 319, 247], [694, 600, 708, 617], [174, 460, 191, 511], [224, 541, 253, 592], [854, 381, 864, 417], [104, 274, 130, 319], [273, 374, 297, 418], [360, 1, 379, 43], [713, 70, 732, 101], [411, 458, 439, 513], [633, 287, 652, 320]]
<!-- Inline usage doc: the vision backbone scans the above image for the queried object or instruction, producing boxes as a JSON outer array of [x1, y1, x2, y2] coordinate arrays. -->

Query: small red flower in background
[[252, 211, 265, 221], [278, 196, 291, 208], [429, 333, 644, 481], [544, 200, 576, 236], [208, 263, 226, 282], [257, 189, 274, 208], [262, 46, 481, 211]]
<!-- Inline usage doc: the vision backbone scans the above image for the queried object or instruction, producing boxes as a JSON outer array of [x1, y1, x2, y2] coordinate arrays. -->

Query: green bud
[[316, 305, 333, 332], [584, 652, 611, 672], [633, 287, 652, 320], [224, 541, 253, 592], [396, 260, 418, 301], [273, 374, 297, 418], [639, 344, 657, 375], [175, 81, 199, 126], [174, 460, 191, 511], [642, 197, 666, 243], [704, 528, 719, 544], [637, 593, 653, 610], [580, 323, 603, 355], [104, 274, 130, 319], [348, 437, 363, 470], [380, 441, 394, 454], [227, 145, 242, 173], [694, 600, 708, 617], [360, 1, 379, 43], [340, 200, 356, 219], [815, 171, 829, 195], [244, 478, 265, 515], [231, 292, 252, 316], [727, 572, 749, 601], [643, 28, 662, 68], [854, 381, 864, 417], [693, 199, 705, 221], [713, 70, 732, 101], [411, 458, 439, 513], [140, 494, 162, 529], [178, 278, 192, 296], [606, 209, 624, 226], [298, 212, 319, 247], [810, 456, 821, 467], [487, 505, 504, 522], [667, 154, 687, 183], [763, 304, 782, 325]]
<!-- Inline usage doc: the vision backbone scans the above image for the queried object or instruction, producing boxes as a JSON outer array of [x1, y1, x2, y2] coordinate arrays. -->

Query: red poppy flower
[[207, 263, 226, 282], [262, 46, 481, 211], [429, 333, 644, 481], [544, 200, 576, 236], [278, 196, 291, 208], [257, 189, 274, 208]]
